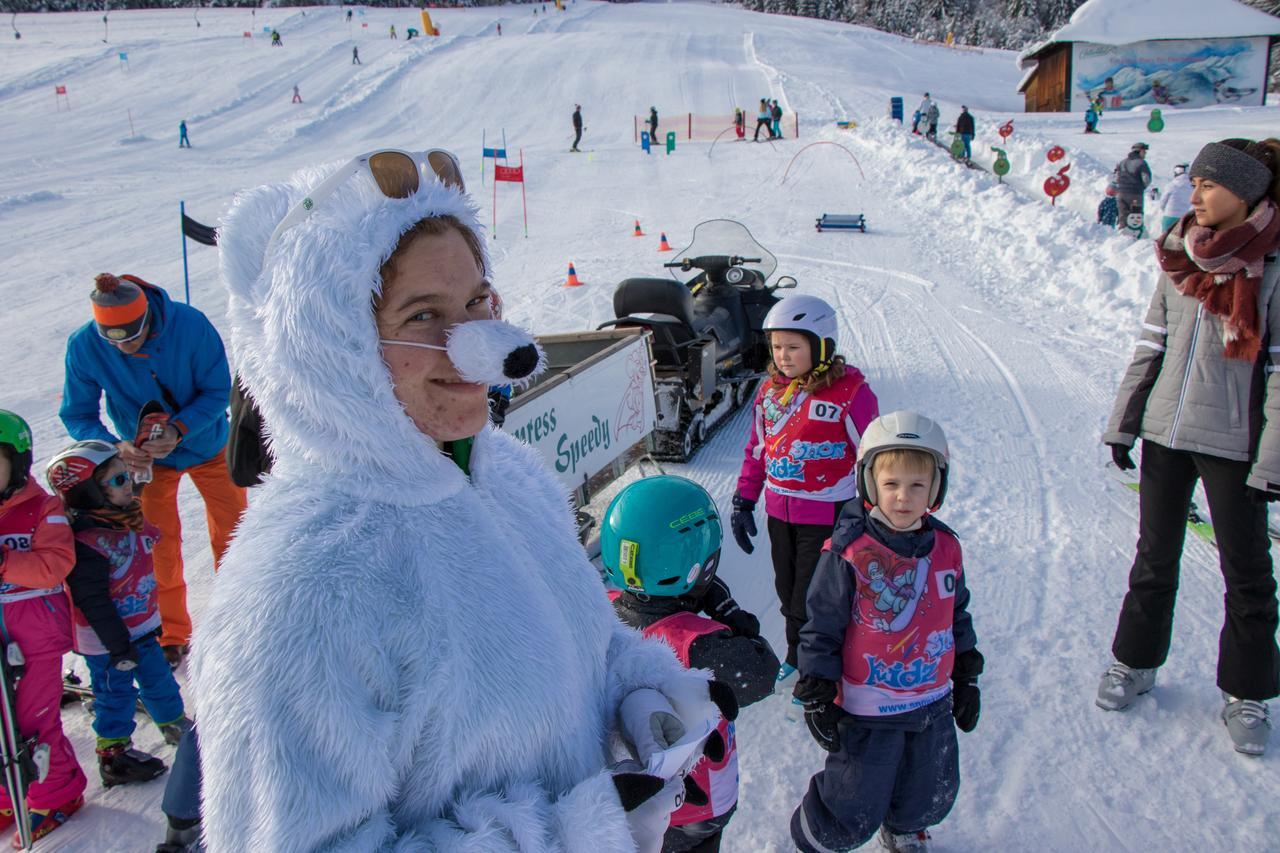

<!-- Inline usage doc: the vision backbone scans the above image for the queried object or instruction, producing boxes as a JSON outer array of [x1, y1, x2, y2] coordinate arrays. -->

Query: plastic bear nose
[[504, 344, 540, 380]]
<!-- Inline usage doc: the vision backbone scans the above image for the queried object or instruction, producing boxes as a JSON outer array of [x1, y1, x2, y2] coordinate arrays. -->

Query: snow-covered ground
[[2, 3, 1279, 850]]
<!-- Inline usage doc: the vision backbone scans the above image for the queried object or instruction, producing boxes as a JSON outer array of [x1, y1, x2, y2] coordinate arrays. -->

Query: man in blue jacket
[[60, 273, 247, 669]]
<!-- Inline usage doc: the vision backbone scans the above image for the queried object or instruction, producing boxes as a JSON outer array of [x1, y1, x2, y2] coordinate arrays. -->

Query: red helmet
[[45, 440, 118, 510]]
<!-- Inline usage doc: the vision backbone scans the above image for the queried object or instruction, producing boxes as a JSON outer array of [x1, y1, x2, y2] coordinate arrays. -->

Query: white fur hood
[[218, 160, 490, 505]]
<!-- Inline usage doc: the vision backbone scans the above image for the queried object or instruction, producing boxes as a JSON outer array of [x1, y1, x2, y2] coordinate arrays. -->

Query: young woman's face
[[1190, 177, 1250, 230], [95, 457, 134, 508], [770, 330, 812, 378], [375, 228, 493, 443]]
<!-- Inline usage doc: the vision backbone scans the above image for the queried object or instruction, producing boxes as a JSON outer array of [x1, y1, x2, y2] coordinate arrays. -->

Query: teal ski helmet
[[0, 410, 33, 500], [601, 475, 722, 597]]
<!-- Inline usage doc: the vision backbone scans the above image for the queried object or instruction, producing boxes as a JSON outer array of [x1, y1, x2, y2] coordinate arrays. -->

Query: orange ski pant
[[139, 450, 247, 648]]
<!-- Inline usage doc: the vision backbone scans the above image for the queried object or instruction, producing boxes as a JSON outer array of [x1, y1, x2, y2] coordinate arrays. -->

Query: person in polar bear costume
[[197, 149, 724, 851]]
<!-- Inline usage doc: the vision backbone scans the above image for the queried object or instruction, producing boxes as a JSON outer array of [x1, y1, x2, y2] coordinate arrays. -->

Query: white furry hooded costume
[[198, 159, 714, 851]]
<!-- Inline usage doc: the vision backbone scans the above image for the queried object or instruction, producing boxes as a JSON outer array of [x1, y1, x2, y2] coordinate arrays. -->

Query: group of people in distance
[[0, 134, 1277, 852]]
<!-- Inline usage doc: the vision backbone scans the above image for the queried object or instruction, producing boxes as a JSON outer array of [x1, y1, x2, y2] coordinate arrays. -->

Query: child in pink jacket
[[731, 296, 879, 674], [0, 410, 87, 846]]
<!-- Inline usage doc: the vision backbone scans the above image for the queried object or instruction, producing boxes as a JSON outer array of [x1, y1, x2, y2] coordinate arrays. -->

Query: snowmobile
[[599, 219, 796, 461]]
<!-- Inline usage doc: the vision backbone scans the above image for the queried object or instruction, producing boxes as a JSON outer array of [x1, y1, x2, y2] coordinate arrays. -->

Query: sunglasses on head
[[267, 149, 464, 251]]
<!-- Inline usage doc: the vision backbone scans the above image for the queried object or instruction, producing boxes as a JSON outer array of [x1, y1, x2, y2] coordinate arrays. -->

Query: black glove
[[700, 577, 760, 638], [109, 643, 140, 672], [708, 679, 739, 722], [951, 648, 984, 733], [792, 676, 843, 752], [1109, 443, 1135, 471], [730, 494, 757, 554], [1248, 483, 1280, 503]]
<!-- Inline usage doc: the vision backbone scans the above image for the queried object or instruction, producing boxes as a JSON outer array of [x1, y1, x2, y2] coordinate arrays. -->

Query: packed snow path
[[2, 3, 1277, 850]]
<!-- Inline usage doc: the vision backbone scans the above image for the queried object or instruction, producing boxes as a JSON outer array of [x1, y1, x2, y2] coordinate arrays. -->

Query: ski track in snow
[[2, 4, 1279, 850]]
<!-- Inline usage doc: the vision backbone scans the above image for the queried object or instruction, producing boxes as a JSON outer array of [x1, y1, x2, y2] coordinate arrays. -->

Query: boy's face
[[873, 459, 933, 528], [95, 457, 134, 508], [770, 330, 812, 379], [0, 453, 11, 491]]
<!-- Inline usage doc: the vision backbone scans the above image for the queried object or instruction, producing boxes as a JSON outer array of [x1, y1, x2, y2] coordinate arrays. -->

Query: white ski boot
[[1095, 662, 1156, 711], [1222, 695, 1271, 756], [879, 825, 930, 852]]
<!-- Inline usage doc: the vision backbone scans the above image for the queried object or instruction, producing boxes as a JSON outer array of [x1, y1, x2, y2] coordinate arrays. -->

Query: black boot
[[155, 817, 202, 852], [97, 742, 167, 788]]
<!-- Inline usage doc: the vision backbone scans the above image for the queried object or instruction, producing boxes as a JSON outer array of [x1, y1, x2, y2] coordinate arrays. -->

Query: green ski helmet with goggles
[[601, 475, 723, 598], [0, 410, 33, 501]]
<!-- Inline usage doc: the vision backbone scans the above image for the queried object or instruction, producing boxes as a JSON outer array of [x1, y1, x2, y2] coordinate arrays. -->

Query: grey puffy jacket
[[1112, 153, 1152, 197], [1104, 251, 1280, 490]]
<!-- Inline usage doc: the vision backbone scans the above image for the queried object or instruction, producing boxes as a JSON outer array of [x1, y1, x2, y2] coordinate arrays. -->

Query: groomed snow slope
[[1, 3, 1278, 850]]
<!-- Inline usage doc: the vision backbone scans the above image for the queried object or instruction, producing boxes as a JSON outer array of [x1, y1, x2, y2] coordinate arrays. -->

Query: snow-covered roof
[[1018, 0, 1280, 67]]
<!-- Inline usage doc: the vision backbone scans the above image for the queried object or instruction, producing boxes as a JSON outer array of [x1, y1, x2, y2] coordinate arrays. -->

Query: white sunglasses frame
[[266, 148, 464, 252]]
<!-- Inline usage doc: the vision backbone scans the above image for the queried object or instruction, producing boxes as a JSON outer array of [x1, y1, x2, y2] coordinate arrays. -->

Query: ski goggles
[[267, 148, 464, 251], [100, 472, 131, 489]]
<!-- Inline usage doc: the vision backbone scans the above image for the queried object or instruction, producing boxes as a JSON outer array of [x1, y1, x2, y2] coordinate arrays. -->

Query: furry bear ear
[[219, 181, 296, 309]]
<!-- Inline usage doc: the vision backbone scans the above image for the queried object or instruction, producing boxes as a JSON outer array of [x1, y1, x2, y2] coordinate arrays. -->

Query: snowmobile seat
[[610, 277, 705, 367]]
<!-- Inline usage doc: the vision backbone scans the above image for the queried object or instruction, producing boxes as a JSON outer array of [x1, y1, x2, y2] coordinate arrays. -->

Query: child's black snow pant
[[753, 119, 771, 141], [769, 508, 843, 668], [791, 695, 958, 853], [1112, 440, 1280, 700]]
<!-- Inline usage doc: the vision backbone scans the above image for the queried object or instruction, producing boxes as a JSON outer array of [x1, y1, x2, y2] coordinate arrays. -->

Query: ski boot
[[1095, 662, 1156, 711], [159, 715, 194, 747], [162, 644, 190, 670], [16, 794, 83, 848], [155, 817, 203, 852], [97, 741, 167, 787], [880, 825, 931, 852], [1222, 695, 1271, 756]]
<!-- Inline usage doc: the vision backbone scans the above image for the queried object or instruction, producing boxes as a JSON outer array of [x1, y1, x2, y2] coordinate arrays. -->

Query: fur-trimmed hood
[[218, 160, 492, 505]]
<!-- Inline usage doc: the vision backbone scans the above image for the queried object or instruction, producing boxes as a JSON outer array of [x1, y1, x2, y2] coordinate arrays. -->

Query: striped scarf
[[81, 499, 145, 532], [1155, 199, 1280, 361]]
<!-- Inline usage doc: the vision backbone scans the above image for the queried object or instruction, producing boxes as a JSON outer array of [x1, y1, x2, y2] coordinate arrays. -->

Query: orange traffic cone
[[565, 262, 583, 287], [657, 233, 673, 252], [633, 220, 645, 237]]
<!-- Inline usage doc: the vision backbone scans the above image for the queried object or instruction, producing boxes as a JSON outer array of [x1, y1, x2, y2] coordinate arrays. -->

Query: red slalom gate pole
[[520, 150, 528, 238]]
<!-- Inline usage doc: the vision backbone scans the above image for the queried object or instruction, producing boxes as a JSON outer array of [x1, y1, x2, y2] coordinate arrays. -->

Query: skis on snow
[[1, 628, 50, 850], [1107, 462, 1280, 549]]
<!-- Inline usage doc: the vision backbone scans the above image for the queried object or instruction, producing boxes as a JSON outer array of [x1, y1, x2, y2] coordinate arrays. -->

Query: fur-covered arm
[[604, 621, 718, 739]]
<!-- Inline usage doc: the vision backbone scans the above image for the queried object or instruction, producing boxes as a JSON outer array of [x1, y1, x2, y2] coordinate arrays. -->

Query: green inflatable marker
[[1147, 109, 1164, 133], [991, 147, 1010, 182]]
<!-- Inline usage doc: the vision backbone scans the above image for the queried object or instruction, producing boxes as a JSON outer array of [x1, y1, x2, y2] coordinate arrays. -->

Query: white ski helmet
[[763, 294, 839, 368], [45, 439, 120, 510], [857, 411, 949, 511]]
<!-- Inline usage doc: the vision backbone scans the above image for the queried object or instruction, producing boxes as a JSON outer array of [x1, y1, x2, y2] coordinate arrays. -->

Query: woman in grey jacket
[[1100, 138, 1280, 757]]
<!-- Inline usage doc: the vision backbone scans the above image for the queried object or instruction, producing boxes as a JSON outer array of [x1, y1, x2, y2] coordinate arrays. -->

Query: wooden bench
[[816, 213, 866, 233]]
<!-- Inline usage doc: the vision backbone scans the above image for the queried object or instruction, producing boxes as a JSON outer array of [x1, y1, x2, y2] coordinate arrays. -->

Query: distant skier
[[291, 84, 302, 104], [389, 24, 396, 39], [571, 103, 583, 152], [270, 29, 281, 46], [735, 107, 745, 139], [753, 98, 771, 141], [955, 105, 975, 161], [648, 105, 659, 144], [346, 9, 352, 22], [352, 45, 360, 64], [0, 411, 88, 847], [1084, 102, 1100, 133], [915, 92, 934, 135], [496, 22, 502, 35], [178, 119, 190, 148], [925, 102, 940, 141], [1112, 142, 1152, 232], [771, 99, 783, 139], [1158, 163, 1192, 233]]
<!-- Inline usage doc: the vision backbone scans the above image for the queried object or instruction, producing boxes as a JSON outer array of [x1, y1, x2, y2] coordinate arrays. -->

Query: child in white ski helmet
[[790, 411, 982, 853], [0, 411, 87, 846], [732, 293, 879, 678], [45, 440, 190, 790]]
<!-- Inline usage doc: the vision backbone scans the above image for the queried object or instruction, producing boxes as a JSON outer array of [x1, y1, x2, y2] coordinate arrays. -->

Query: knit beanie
[[1189, 141, 1274, 207], [91, 273, 148, 342]]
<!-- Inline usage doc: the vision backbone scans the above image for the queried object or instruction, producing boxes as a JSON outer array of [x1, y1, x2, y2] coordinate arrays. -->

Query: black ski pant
[[769, 508, 842, 668], [753, 118, 771, 141], [572, 128, 582, 150], [1112, 440, 1280, 700]]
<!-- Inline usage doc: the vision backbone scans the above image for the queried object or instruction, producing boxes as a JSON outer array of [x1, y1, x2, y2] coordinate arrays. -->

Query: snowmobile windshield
[[671, 220, 777, 284]]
